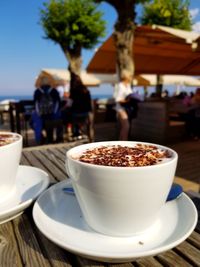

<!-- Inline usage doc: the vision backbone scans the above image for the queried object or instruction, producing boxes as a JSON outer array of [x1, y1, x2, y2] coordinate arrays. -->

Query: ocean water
[[0, 85, 196, 102], [0, 95, 32, 102], [0, 93, 113, 102]]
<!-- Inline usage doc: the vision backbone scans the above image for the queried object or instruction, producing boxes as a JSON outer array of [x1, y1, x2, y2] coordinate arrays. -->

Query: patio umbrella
[[140, 75, 200, 87], [93, 73, 150, 86], [87, 25, 200, 75], [35, 69, 101, 88], [92, 73, 200, 87]]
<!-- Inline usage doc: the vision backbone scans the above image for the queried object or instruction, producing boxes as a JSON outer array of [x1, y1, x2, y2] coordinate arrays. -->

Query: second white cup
[[0, 132, 22, 202]]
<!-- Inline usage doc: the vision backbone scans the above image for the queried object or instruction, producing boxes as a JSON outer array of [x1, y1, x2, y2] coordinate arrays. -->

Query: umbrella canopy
[[87, 25, 200, 75], [140, 74, 200, 87], [91, 73, 200, 87], [35, 69, 101, 88], [94, 73, 150, 86]]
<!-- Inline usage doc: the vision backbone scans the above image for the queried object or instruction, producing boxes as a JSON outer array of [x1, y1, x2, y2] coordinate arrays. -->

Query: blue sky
[[0, 0, 200, 97]]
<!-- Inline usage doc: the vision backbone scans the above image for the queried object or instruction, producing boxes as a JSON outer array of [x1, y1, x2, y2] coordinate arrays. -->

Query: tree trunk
[[156, 74, 163, 98], [143, 86, 148, 99], [107, 0, 136, 79], [113, 26, 134, 79], [62, 45, 82, 75]]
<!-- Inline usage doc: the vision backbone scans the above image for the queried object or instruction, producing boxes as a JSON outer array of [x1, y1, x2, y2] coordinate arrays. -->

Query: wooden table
[[0, 143, 200, 267]]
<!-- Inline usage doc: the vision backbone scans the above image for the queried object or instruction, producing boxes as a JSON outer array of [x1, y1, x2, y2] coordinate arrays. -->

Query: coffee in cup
[[66, 141, 178, 237], [0, 132, 22, 202]]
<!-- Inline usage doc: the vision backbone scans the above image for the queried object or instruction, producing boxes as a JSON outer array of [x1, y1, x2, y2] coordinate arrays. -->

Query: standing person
[[33, 77, 63, 144], [70, 72, 94, 142], [190, 88, 200, 140], [56, 79, 70, 100], [60, 82, 73, 141], [113, 70, 133, 140]]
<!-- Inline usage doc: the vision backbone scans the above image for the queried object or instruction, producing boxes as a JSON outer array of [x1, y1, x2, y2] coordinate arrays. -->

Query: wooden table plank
[[0, 222, 23, 267], [22, 150, 56, 183], [13, 213, 52, 267], [188, 231, 200, 250], [20, 153, 30, 166], [57, 147, 69, 156], [134, 256, 164, 266], [108, 262, 135, 267], [31, 150, 66, 182], [47, 148, 66, 163], [174, 177, 199, 193], [156, 250, 193, 266], [40, 149, 67, 181], [75, 256, 108, 267], [175, 241, 200, 266], [34, 226, 73, 267]]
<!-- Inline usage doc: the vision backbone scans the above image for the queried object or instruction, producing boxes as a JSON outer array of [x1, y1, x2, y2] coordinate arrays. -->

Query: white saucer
[[33, 180, 198, 263], [0, 165, 49, 224]]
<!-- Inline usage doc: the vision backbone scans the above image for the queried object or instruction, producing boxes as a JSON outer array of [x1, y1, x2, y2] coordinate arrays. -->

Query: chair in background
[[9, 100, 35, 146]]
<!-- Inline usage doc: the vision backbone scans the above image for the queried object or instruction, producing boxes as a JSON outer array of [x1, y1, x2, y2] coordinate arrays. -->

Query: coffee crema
[[75, 144, 172, 167], [0, 134, 20, 147]]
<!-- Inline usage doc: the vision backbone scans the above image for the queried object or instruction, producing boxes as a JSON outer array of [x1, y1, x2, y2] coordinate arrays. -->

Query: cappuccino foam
[[0, 134, 20, 147], [75, 144, 172, 167]]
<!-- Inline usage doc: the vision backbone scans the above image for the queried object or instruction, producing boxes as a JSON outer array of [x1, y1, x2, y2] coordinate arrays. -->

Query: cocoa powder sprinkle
[[0, 134, 19, 147], [77, 144, 172, 167]]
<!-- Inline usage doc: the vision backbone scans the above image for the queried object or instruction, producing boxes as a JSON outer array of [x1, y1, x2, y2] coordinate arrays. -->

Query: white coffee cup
[[0, 132, 22, 202], [66, 141, 178, 237]]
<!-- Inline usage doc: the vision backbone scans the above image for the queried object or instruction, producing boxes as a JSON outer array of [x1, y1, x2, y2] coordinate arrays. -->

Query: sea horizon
[[0, 85, 197, 103], [0, 93, 113, 102]]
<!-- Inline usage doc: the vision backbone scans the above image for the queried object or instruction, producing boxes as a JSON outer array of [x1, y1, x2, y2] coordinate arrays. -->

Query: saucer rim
[[33, 180, 198, 262], [0, 212, 23, 224], [0, 165, 50, 219]]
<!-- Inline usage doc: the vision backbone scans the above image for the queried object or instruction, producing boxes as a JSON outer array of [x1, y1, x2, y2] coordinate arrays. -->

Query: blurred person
[[190, 92, 194, 98], [192, 88, 200, 104], [32, 77, 63, 144], [183, 92, 192, 107], [149, 91, 161, 100], [113, 70, 133, 140], [190, 88, 200, 140], [61, 83, 73, 141], [162, 89, 169, 99], [69, 72, 94, 142], [56, 79, 69, 99], [176, 91, 187, 99]]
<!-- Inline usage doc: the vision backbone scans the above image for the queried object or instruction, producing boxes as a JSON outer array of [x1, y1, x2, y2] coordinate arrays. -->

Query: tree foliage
[[40, 0, 106, 73], [140, 0, 192, 30]]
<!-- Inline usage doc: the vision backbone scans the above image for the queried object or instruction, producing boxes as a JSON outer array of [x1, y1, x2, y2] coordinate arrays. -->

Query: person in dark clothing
[[69, 72, 94, 142], [189, 88, 200, 140], [32, 77, 63, 144]]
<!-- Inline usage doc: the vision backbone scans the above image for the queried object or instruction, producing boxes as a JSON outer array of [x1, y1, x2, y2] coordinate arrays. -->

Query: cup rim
[[66, 141, 178, 170], [0, 132, 22, 150]]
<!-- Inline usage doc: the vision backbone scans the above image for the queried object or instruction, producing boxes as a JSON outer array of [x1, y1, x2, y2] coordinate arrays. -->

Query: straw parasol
[[93, 73, 150, 86], [35, 69, 101, 88], [140, 75, 200, 87]]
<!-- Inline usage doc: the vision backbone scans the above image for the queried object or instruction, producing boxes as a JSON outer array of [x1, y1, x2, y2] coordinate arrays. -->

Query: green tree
[[97, 0, 150, 79], [141, 0, 192, 30], [140, 0, 192, 96], [40, 0, 106, 75]]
